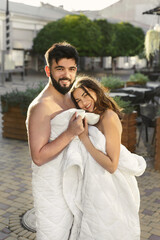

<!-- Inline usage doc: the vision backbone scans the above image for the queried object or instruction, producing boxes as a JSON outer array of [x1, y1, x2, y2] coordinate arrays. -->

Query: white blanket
[[31, 108, 146, 240]]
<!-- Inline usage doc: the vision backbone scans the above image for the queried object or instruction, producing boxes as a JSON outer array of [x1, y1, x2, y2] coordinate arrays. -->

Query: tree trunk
[[111, 57, 116, 74]]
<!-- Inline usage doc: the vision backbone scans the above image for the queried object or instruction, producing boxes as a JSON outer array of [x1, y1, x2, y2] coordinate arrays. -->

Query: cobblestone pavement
[[0, 73, 160, 240]]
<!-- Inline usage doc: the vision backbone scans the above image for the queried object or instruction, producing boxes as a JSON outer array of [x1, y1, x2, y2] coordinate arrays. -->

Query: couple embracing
[[26, 42, 146, 240]]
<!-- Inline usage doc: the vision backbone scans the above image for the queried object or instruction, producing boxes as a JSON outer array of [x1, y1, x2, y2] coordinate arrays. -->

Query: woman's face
[[73, 87, 97, 112]]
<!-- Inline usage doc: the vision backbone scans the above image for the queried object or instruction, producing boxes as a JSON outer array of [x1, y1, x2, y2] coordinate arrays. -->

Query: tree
[[33, 14, 103, 57], [108, 22, 145, 72], [110, 22, 145, 57], [94, 19, 113, 56], [33, 16, 145, 72], [94, 21, 144, 72]]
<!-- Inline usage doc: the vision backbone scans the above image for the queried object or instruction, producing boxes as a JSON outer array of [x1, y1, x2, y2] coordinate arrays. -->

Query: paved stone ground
[[0, 73, 159, 240]]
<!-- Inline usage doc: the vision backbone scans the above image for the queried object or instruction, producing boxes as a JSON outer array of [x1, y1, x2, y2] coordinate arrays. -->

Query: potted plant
[[114, 96, 137, 152], [1, 82, 45, 141], [145, 28, 160, 61], [101, 76, 125, 91], [126, 73, 149, 87], [155, 106, 160, 170]]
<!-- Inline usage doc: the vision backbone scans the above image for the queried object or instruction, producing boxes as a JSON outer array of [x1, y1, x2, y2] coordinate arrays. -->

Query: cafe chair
[[153, 86, 160, 105], [137, 103, 157, 146], [144, 89, 156, 103]]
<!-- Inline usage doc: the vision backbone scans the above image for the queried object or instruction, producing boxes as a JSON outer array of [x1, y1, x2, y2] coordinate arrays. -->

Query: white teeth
[[86, 104, 91, 109]]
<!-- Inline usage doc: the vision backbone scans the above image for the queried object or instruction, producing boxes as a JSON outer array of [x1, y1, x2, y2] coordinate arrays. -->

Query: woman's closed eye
[[83, 92, 88, 97], [75, 99, 81, 103], [75, 93, 88, 103]]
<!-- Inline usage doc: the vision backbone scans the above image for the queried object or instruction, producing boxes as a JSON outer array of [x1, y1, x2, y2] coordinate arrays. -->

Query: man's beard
[[50, 73, 75, 95]]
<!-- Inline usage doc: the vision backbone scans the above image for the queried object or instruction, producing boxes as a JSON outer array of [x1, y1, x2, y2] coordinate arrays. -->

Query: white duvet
[[31, 108, 146, 240]]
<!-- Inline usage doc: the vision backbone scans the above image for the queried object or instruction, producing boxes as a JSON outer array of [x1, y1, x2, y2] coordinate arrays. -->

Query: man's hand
[[67, 112, 84, 138]]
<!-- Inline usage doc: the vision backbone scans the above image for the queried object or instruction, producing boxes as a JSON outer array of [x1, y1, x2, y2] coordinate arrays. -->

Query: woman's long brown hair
[[71, 76, 123, 119]]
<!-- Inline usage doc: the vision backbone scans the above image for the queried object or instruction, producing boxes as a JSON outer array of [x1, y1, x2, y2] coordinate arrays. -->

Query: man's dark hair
[[45, 41, 79, 68]]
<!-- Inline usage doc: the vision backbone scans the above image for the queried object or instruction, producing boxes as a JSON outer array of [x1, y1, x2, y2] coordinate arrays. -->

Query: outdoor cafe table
[[147, 82, 160, 89], [119, 86, 152, 93], [116, 86, 154, 103]]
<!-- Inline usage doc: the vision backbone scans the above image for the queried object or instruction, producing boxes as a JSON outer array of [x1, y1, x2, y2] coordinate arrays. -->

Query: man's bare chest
[[50, 100, 75, 120]]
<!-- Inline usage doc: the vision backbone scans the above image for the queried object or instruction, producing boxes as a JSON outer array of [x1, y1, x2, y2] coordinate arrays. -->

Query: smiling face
[[73, 87, 97, 112], [47, 58, 77, 94]]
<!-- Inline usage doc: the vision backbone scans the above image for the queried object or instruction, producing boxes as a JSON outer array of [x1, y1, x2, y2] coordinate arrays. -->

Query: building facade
[[83, 0, 160, 32], [1, 0, 159, 72], [0, 0, 72, 51], [0, 0, 73, 73]]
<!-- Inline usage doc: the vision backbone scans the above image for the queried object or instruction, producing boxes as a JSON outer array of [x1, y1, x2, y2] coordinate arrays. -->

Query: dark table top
[[120, 86, 152, 93], [109, 92, 136, 103], [109, 85, 156, 104]]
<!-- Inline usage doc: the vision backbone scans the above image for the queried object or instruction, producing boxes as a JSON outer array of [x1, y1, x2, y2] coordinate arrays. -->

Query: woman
[[69, 75, 146, 239], [71, 76, 123, 174]]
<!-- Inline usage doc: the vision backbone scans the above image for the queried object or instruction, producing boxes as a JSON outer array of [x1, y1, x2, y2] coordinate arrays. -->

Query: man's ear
[[45, 66, 50, 77]]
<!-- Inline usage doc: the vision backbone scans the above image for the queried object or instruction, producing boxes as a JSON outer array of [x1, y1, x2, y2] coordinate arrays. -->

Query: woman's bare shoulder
[[101, 109, 122, 132], [102, 109, 119, 122]]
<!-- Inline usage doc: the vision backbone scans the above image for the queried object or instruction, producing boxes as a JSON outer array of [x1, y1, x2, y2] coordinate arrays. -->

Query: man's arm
[[27, 102, 84, 166]]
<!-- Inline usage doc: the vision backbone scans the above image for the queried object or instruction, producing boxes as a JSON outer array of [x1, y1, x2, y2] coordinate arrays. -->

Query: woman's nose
[[81, 99, 87, 106]]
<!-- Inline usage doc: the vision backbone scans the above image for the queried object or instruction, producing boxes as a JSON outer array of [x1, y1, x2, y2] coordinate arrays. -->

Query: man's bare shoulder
[[27, 103, 47, 130], [27, 85, 56, 119], [27, 84, 67, 122], [28, 91, 49, 114]]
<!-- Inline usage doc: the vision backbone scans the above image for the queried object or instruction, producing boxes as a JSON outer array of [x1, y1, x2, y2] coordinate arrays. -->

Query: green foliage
[[33, 14, 103, 57], [1, 82, 45, 115], [109, 22, 145, 58], [128, 73, 149, 84], [33, 15, 144, 59], [101, 76, 125, 89], [33, 21, 59, 55], [94, 19, 114, 56], [113, 96, 134, 114]]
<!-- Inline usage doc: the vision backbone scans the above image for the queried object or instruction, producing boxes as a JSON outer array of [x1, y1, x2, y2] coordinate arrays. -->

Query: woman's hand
[[78, 117, 89, 142]]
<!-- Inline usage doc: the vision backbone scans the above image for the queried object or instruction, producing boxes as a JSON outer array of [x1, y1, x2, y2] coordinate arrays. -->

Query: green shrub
[[101, 76, 125, 90], [128, 73, 149, 84], [113, 96, 135, 114], [1, 82, 45, 115]]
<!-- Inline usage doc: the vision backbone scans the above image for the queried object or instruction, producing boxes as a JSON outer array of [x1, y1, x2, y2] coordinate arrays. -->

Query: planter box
[[121, 112, 137, 152], [2, 106, 27, 141], [155, 117, 160, 170], [126, 81, 146, 87]]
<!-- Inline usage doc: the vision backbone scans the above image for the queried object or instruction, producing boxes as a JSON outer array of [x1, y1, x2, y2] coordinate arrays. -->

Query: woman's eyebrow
[[74, 90, 86, 100]]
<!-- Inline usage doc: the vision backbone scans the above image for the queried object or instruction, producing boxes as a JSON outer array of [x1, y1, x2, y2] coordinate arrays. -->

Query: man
[[27, 42, 84, 166], [26, 42, 84, 240]]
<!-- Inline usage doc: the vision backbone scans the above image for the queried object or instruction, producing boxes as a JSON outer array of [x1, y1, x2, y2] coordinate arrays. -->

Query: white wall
[[99, 0, 160, 32], [116, 56, 147, 69]]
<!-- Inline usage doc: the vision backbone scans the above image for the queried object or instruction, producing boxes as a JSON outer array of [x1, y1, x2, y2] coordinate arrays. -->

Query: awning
[[143, 6, 160, 15]]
